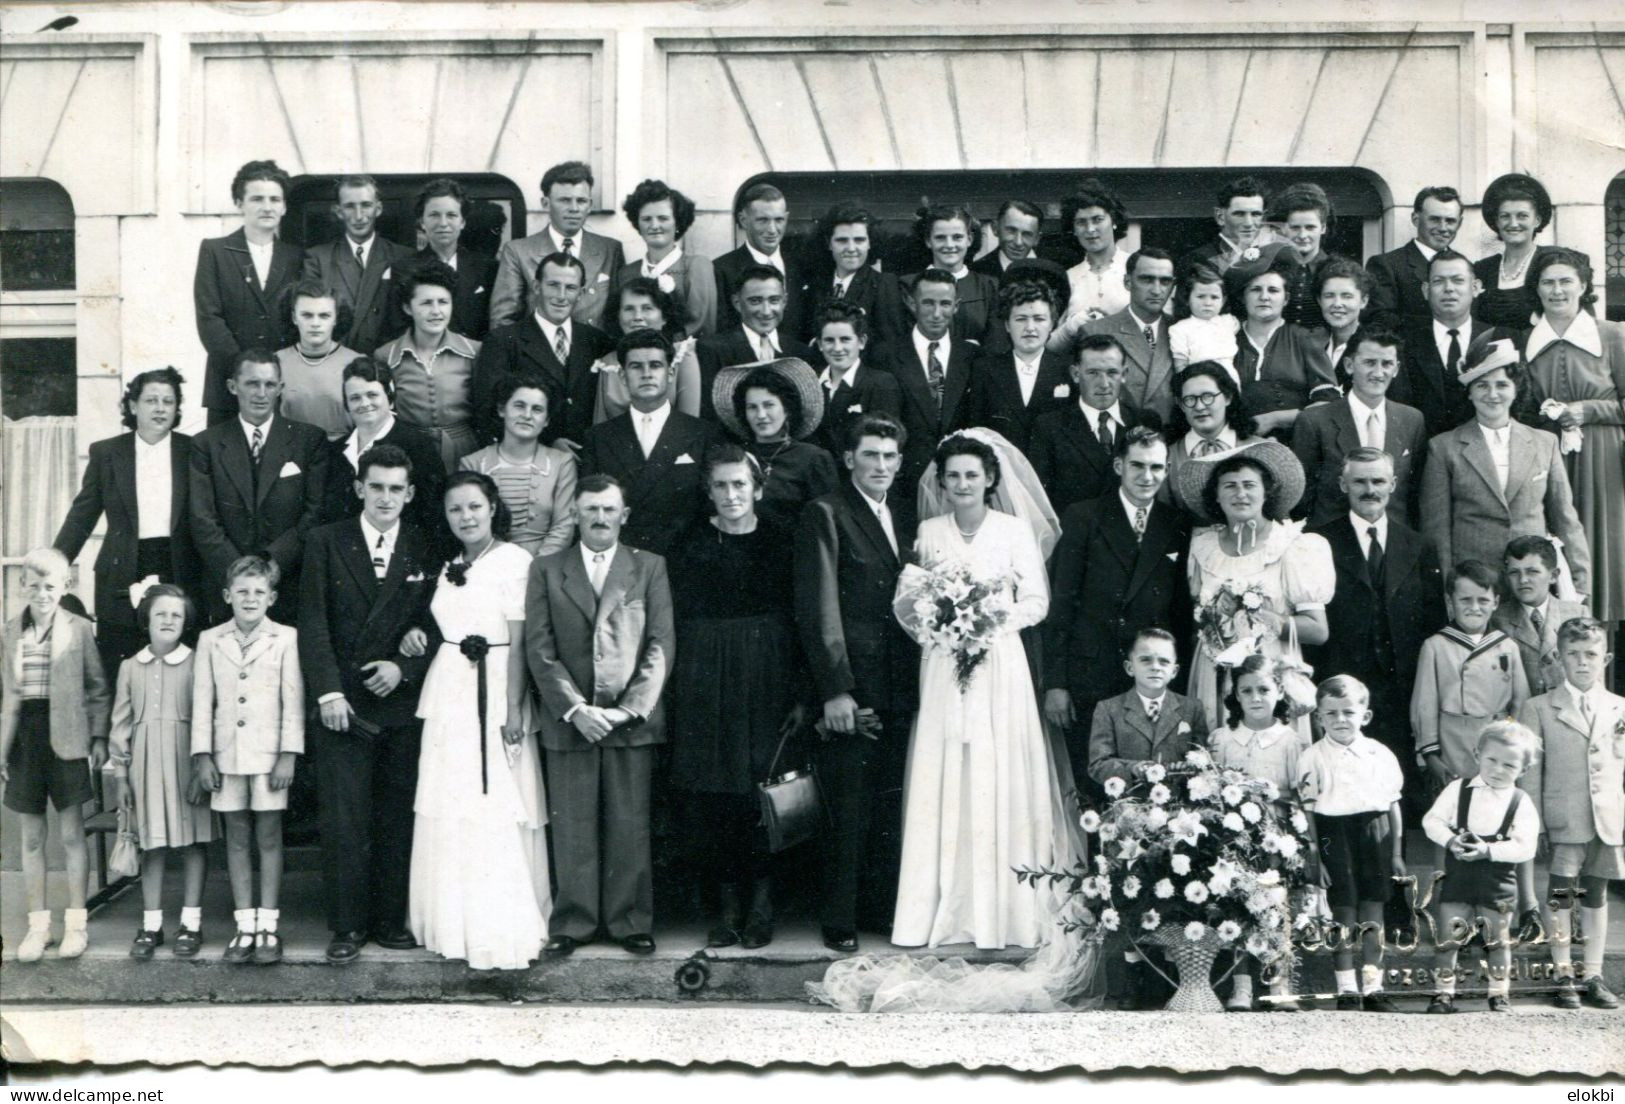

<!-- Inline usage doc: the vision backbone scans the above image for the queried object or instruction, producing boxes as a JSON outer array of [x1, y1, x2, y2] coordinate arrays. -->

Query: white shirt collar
[[633, 402, 673, 443], [1350, 511, 1388, 543], [1232, 722, 1291, 750], [1126, 305, 1160, 331], [1348, 391, 1386, 420], [822, 361, 860, 391], [1119, 489, 1152, 524], [1480, 421, 1511, 445], [746, 242, 782, 269], [360, 514, 400, 552], [134, 644, 192, 666], [134, 433, 168, 456], [1526, 311, 1602, 361], [1137, 692, 1167, 715], [246, 237, 274, 256], [1081, 399, 1124, 426], [1013, 350, 1043, 375], [853, 480, 888, 511], [344, 414, 397, 471], [1432, 317, 1469, 342], [944, 265, 969, 280], [1564, 680, 1596, 707], [238, 414, 274, 445], [580, 541, 619, 572], [1412, 239, 1438, 261], [913, 328, 951, 365], [642, 244, 683, 279], [743, 326, 780, 357], [535, 314, 573, 345], [1183, 425, 1237, 453]]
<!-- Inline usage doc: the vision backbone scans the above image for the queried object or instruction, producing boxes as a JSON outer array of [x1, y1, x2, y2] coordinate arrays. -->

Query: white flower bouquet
[[894, 560, 1013, 692], [1194, 581, 1275, 667]]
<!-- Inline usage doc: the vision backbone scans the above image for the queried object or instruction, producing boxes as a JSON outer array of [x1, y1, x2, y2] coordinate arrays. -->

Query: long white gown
[[409, 541, 551, 970], [890, 510, 1078, 950]]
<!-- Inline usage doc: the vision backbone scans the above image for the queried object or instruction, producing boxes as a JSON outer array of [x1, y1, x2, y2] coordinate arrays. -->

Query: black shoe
[[1427, 994, 1456, 1014], [740, 922, 774, 949], [130, 929, 164, 960], [1582, 975, 1620, 1010], [619, 933, 656, 955], [821, 928, 858, 953], [252, 931, 283, 965], [706, 924, 740, 948], [223, 930, 256, 964], [372, 927, 417, 951], [326, 930, 368, 965], [1363, 991, 1399, 1013], [544, 935, 581, 959], [172, 927, 203, 958], [1336, 992, 1363, 1011], [1488, 995, 1514, 1013], [1553, 976, 1582, 1010]]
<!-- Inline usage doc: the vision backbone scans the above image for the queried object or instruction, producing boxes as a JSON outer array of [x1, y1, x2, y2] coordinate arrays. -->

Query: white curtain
[[2, 416, 78, 621]]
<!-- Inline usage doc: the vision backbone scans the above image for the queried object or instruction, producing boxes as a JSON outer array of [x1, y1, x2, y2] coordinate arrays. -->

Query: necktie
[[372, 533, 387, 579], [758, 334, 775, 361], [927, 341, 945, 411], [590, 551, 606, 595], [1366, 411, 1381, 450], [554, 326, 570, 362], [1133, 506, 1148, 541], [1366, 525, 1384, 584], [250, 425, 264, 465], [354, 243, 366, 268], [1146, 697, 1162, 723], [1531, 608, 1546, 642], [639, 414, 655, 458], [560, 237, 575, 256], [1446, 328, 1461, 378], [832, 279, 845, 301], [1097, 410, 1114, 453], [1195, 438, 1225, 457], [1143, 324, 1157, 351]]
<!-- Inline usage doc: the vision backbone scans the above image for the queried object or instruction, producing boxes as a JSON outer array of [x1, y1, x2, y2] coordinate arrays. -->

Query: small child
[[1168, 267, 1240, 383], [1088, 627, 1212, 1010], [0, 548, 110, 961], [1210, 654, 1306, 1011], [1422, 720, 1541, 1013], [1492, 535, 1587, 699], [1297, 674, 1407, 1011], [1518, 617, 1624, 1010], [192, 555, 304, 965], [110, 584, 215, 959]]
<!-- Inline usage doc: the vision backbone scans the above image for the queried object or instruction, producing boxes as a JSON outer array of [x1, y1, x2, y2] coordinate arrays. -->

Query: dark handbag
[[757, 722, 824, 853]]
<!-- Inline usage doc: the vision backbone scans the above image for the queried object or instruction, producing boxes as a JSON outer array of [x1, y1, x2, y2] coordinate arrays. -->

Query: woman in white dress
[[1172, 440, 1335, 736], [891, 431, 1076, 950], [406, 471, 550, 969]]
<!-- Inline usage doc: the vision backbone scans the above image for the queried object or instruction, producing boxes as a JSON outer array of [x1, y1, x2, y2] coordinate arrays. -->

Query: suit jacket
[[417, 246, 498, 342], [301, 236, 414, 355], [190, 619, 304, 773], [1289, 396, 1428, 527], [794, 481, 920, 715], [1308, 515, 1444, 693], [193, 230, 304, 414], [297, 518, 438, 727], [693, 328, 816, 424], [1519, 685, 1625, 846], [472, 315, 614, 447], [189, 415, 329, 599], [1087, 687, 1210, 786], [524, 543, 674, 751], [799, 265, 906, 354], [488, 226, 624, 331], [579, 411, 716, 557], [1079, 308, 1175, 424], [54, 432, 199, 618], [1491, 596, 1590, 697], [887, 334, 978, 488], [1420, 420, 1591, 597], [319, 419, 445, 531], [612, 252, 718, 337], [814, 362, 903, 459], [961, 351, 1073, 455], [1363, 240, 1433, 331], [713, 245, 806, 338], [893, 270, 1003, 350], [1392, 316, 1485, 440], [1045, 494, 1191, 701], [1029, 402, 1138, 515], [0, 609, 109, 760]]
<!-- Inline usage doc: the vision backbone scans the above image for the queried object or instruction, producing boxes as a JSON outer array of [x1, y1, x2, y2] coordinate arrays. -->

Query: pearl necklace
[[295, 344, 337, 367], [1500, 248, 1533, 284]]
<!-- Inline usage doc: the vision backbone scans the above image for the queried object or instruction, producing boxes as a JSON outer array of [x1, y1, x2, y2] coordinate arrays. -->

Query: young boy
[[192, 555, 304, 965], [1492, 535, 1588, 699], [1518, 617, 1624, 1010], [1088, 627, 1211, 1010], [0, 548, 110, 961], [1298, 674, 1407, 1011], [1422, 720, 1541, 1013]]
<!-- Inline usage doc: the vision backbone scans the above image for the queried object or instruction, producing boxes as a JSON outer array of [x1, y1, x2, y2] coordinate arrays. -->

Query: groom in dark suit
[[526, 474, 675, 957], [300, 174, 413, 355], [795, 413, 920, 952], [298, 444, 437, 963]]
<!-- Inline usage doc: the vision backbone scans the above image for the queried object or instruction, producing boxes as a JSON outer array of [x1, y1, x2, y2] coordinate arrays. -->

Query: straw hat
[[1174, 439, 1307, 525], [712, 356, 826, 441], [1480, 173, 1553, 235]]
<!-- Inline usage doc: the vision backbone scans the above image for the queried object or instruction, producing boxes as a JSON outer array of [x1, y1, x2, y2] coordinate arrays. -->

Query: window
[[282, 173, 526, 254], [1606, 173, 1624, 323]]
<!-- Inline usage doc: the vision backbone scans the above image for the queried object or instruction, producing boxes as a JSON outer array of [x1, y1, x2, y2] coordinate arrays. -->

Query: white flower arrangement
[[1144, 764, 1167, 784], [1149, 783, 1172, 805], [897, 559, 1013, 692], [1104, 777, 1126, 798], [1185, 920, 1209, 942], [1142, 909, 1162, 931], [1170, 853, 1192, 877]]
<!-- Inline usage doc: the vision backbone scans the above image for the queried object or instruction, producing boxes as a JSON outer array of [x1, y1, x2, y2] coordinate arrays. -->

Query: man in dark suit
[[1362, 185, 1463, 330], [713, 182, 804, 337], [580, 330, 717, 557], [300, 174, 413, 355], [1075, 249, 1178, 424], [1044, 426, 1190, 792], [889, 269, 978, 490], [795, 413, 919, 952], [194, 160, 304, 423], [1290, 328, 1428, 527], [414, 177, 499, 341], [1391, 249, 1485, 439], [970, 199, 1043, 277], [297, 444, 437, 964], [1308, 447, 1446, 814], [526, 474, 675, 957], [189, 350, 329, 625], [963, 280, 1073, 455], [473, 251, 614, 448], [1178, 176, 1287, 285], [1030, 334, 1139, 514], [809, 301, 902, 460], [488, 160, 624, 331], [694, 264, 815, 424]]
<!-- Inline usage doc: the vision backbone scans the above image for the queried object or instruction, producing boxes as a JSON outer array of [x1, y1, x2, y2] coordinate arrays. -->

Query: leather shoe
[[1487, 995, 1514, 1013], [619, 933, 656, 955], [130, 928, 164, 961], [326, 930, 368, 965], [1582, 975, 1621, 1010], [1552, 976, 1582, 1010], [372, 927, 418, 951], [822, 928, 858, 953], [706, 924, 740, 949], [1335, 992, 1363, 1011], [544, 935, 582, 959], [1363, 992, 1399, 1013], [740, 922, 774, 950], [1426, 994, 1456, 1014]]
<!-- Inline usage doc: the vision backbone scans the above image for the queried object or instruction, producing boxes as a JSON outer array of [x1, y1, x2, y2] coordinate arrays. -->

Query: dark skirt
[[669, 613, 797, 795]]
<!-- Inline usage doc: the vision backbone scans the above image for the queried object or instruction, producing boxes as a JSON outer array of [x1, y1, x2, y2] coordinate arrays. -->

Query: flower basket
[[1142, 925, 1227, 1013]]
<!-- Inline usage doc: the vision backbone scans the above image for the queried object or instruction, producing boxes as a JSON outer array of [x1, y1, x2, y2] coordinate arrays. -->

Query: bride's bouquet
[[895, 560, 1013, 692], [1194, 581, 1274, 667]]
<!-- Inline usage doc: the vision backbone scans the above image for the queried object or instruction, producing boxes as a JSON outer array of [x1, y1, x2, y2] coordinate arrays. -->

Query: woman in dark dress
[[1471, 173, 1586, 331], [1229, 254, 1341, 440], [668, 444, 805, 950], [712, 358, 837, 531], [321, 355, 444, 530]]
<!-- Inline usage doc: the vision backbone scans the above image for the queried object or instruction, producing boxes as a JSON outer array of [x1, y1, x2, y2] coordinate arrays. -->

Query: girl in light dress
[[1170, 267, 1240, 383], [111, 584, 215, 960]]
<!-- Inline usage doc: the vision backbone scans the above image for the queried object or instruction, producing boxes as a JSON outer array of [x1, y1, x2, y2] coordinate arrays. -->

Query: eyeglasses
[[1179, 391, 1223, 410]]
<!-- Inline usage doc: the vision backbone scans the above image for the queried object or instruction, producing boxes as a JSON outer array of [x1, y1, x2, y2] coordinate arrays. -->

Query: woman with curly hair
[[589, 276, 704, 422], [615, 178, 716, 337], [1162, 361, 1265, 518], [1058, 178, 1132, 327]]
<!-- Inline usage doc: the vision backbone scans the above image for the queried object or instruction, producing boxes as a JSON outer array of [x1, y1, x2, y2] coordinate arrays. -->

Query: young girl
[[1210, 654, 1307, 1011], [1169, 267, 1240, 382], [0, 548, 110, 961], [110, 584, 215, 959]]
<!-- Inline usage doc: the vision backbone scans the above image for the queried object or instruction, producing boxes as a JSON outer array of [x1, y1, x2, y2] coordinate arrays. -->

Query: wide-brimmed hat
[[1481, 173, 1553, 234], [712, 356, 826, 442], [1174, 439, 1307, 525]]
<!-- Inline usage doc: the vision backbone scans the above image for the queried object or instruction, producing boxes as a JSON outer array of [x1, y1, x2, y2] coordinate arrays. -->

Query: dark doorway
[[283, 173, 526, 256]]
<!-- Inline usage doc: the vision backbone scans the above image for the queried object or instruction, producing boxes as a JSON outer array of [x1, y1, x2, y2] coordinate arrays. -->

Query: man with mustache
[[1308, 447, 1445, 816]]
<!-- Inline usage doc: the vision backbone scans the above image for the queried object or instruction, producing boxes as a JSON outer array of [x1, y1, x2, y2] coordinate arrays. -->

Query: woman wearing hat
[[1231, 254, 1341, 440], [1471, 173, 1589, 330], [590, 276, 704, 423], [1177, 440, 1334, 734], [1520, 247, 1625, 631], [1419, 336, 1592, 599], [714, 358, 837, 531]]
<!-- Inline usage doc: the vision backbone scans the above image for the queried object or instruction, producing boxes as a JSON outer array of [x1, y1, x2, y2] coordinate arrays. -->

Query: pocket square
[[475, 286, 486, 294], [1532, 470, 1547, 482], [1166, 551, 1179, 561], [674, 453, 695, 465], [1053, 383, 1070, 398], [278, 461, 302, 478], [596, 272, 610, 283], [381, 267, 392, 280], [847, 403, 864, 413], [404, 572, 426, 583]]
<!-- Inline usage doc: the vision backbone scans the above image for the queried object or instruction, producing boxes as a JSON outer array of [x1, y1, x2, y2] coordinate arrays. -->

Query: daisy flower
[[1240, 801, 1263, 824], [1079, 810, 1102, 833], [1122, 875, 1142, 899], [1104, 777, 1126, 798], [1170, 853, 1192, 876], [1100, 908, 1121, 932], [1184, 881, 1210, 904], [1222, 812, 1245, 833], [1216, 920, 1242, 943], [1144, 764, 1167, 784], [1185, 747, 1212, 768], [1142, 909, 1162, 931], [1184, 921, 1208, 942], [1149, 783, 1172, 805], [1153, 879, 1175, 900], [1221, 784, 1245, 807]]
